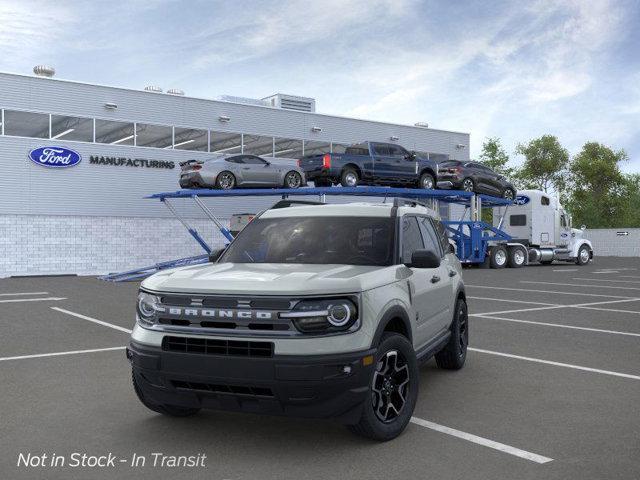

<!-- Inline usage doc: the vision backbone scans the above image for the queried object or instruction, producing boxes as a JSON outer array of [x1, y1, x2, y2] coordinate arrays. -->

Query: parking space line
[[410, 417, 553, 464], [521, 281, 640, 292], [0, 297, 66, 304], [467, 296, 558, 307], [0, 346, 125, 362], [574, 305, 640, 315], [472, 314, 640, 338], [467, 285, 637, 299], [553, 269, 578, 272], [470, 298, 640, 317], [51, 307, 132, 334], [472, 305, 564, 316], [0, 292, 49, 296], [469, 348, 640, 381], [573, 278, 640, 284]]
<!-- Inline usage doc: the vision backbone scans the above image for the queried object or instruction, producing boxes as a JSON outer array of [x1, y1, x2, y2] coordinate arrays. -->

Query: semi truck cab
[[495, 189, 593, 265]]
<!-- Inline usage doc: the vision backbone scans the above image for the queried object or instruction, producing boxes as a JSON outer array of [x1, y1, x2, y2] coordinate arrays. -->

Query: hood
[[141, 262, 400, 295]]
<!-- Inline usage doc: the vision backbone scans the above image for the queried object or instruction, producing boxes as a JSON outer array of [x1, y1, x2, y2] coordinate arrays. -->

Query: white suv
[[128, 199, 468, 440]]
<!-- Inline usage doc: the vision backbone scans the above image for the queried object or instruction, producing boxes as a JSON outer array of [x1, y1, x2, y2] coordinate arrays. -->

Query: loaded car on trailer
[[298, 141, 439, 190], [128, 198, 468, 441], [436, 160, 517, 200]]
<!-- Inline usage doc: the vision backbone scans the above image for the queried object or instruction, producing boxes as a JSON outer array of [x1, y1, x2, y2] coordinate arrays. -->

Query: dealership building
[[0, 68, 471, 277]]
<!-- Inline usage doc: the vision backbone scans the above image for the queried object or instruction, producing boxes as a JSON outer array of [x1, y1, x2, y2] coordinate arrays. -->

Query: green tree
[[566, 142, 628, 228], [515, 135, 569, 193], [479, 137, 515, 177], [619, 174, 640, 227]]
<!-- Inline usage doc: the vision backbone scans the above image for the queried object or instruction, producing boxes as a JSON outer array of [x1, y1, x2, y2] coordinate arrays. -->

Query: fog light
[[342, 365, 352, 375], [362, 355, 374, 366]]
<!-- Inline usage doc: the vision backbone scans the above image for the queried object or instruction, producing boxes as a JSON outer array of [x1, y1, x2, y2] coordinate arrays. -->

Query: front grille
[[162, 336, 273, 357], [171, 380, 274, 397]]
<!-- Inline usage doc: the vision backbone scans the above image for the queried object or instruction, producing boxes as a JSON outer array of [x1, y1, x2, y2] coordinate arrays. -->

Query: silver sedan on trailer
[[179, 154, 307, 190]]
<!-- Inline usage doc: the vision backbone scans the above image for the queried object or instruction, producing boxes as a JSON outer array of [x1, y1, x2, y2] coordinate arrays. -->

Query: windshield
[[220, 216, 395, 266]]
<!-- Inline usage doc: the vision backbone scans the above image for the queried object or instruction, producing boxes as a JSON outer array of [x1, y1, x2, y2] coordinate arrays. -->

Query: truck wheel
[[132, 371, 200, 417], [348, 333, 418, 441], [435, 298, 468, 370], [489, 245, 507, 269], [576, 245, 591, 265], [340, 168, 359, 187], [418, 172, 435, 190], [507, 246, 526, 268]]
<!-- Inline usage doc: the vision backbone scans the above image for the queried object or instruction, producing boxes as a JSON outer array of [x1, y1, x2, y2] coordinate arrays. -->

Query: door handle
[[430, 275, 441, 283], [448, 270, 457, 277], [242, 167, 250, 170]]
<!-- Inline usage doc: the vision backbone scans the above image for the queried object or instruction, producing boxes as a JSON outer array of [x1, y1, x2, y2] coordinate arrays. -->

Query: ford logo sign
[[28, 146, 82, 168], [514, 195, 530, 205]]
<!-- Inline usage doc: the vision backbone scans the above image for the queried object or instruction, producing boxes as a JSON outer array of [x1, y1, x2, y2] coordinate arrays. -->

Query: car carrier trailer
[[99, 186, 591, 282]]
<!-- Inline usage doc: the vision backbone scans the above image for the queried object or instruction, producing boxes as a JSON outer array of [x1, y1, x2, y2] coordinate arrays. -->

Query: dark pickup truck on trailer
[[298, 142, 439, 189]]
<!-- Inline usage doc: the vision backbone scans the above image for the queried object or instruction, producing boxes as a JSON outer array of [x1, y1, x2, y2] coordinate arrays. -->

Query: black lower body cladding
[[128, 341, 376, 424]]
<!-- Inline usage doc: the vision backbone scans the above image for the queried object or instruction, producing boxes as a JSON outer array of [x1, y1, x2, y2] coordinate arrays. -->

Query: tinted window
[[387, 145, 407, 157], [541, 196, 550, 206], [417, 217, 442, 257], [225, 156, 245, 164], [221, 216, 395, 266], [401, 217, 425, 264], [4, 110, 50, 138], [373, 144, 390, 156], [243, 155, 267, 165], [510, 214, 527, 226], [431, 219, 451, 254]]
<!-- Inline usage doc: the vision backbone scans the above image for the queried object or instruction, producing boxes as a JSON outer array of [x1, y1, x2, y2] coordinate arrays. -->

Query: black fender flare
[[419, 167, 437, 181], [450, 286, 466, 329], [370, 305, 413, 348]]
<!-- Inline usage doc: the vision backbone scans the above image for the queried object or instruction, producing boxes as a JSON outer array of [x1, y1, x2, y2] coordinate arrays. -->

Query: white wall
[[583, 229, 640, 257]]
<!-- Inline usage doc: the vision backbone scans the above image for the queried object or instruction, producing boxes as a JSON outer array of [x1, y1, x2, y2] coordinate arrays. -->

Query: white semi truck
[[491, 189, 593, 267]]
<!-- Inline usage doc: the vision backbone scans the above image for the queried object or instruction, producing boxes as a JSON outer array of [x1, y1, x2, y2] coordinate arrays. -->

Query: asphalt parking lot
[[1, 257, 639, 480]]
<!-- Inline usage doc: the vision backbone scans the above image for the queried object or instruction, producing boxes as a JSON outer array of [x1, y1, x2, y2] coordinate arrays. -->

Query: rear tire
[[502, 188, 516, 200], [284, 171, 302, 189], [341, 168, 359, 187], [435, 298, 468, 370], [348, 333, 418, 441], [507, 246, 526, 268], [132, 371, 200, 417], [489, 245, 508, 269], [215, 171, 236, 190]]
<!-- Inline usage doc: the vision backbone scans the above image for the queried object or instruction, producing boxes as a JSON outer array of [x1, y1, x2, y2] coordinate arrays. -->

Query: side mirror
[[208, 248, 226, 263], [404, 152, 416, 160], [406, 249, 440, 268], [581, 225, 586, 230]]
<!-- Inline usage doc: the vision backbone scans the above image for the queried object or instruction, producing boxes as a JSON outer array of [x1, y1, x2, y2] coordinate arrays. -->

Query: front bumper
[[128, 340, 376, 424]]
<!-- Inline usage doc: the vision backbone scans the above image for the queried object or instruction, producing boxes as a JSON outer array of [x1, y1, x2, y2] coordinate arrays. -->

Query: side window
[[226, 156, 244, 164], [417, 217, 442, 257], [373, 144, 390, 156], [387, 145, 405, 157], [541, 196, 550, 206], [401, 217, 425, 264], [510, 214, 527, 226], [243, 155, 267, 165], [431, 218, 450, 255], [560, 215, 567, 228]]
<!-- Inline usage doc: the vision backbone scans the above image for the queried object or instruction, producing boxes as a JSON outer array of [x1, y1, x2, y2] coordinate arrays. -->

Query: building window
[[303, 140, 330, 156], [135, 123, 173, 148], [273, 137, 303, 159], [172, 127, 208, 151], [95, 119, 135, 145], [331, 143, 349, 154], [210, 131, 242, 154], [50, 114, 94, 142], [243, 134, 274, 156], [3, 110, 50, 139]]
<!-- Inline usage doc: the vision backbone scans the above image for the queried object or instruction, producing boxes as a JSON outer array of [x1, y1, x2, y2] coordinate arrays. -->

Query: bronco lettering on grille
[[161, 307, 274, 320]]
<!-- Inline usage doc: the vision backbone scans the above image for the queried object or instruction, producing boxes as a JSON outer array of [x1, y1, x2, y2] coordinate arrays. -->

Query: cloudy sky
[[1, 0, 639, 171]]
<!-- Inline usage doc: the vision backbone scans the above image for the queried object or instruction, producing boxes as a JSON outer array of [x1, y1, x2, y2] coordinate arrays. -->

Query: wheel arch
[[371, 306, 413, 348], [342, 163, 362, 178]]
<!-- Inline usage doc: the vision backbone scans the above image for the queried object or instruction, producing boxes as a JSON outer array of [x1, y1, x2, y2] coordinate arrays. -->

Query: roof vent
[[262, 93, 316, 113], [33, 65, 55, 78], [144, 85, 163, 93], [414, 122, 429, 128], [167, 88, 185, 96]]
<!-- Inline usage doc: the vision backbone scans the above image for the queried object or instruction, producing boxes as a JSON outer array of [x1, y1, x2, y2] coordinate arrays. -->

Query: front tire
[[418, 172, 435, 190], [435, 298, 468, 370], [340, 168, 359, 187], [284, 171, 302, 189], [576, 245, 591, 265], [132, 371, 200, 417], [502, 188, 516, 200], [215, 171, 236, 190], [348, 333, 418, 441]]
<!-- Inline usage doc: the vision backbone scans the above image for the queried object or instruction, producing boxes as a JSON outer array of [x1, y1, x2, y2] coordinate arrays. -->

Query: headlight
[[136, 291, 161, 326], [281, 298, 358, 334]]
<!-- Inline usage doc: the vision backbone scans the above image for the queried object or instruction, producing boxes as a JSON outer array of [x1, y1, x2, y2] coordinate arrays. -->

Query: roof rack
[[270, 199, 325, 209], [391, 197, 431, 209]]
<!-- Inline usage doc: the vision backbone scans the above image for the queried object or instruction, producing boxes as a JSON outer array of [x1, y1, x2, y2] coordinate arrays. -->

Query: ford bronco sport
[[128, 199, 468, 441]]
